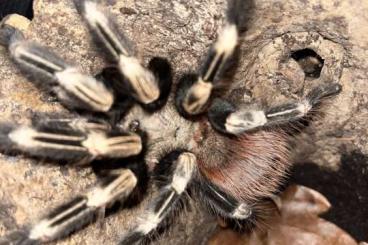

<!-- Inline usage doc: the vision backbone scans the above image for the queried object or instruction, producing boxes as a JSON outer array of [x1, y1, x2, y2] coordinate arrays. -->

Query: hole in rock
[[291, 48, 324, 79]]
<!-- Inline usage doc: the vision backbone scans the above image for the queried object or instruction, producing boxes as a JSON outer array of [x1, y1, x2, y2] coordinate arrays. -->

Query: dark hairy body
[[197, 127, 290, 202]]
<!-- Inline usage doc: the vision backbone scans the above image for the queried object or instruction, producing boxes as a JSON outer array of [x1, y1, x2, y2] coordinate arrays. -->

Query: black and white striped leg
[[0, 169, 137, 244], [142, 57, 173, 111], [175, 10, 239, 116], [119, 151, 196, 245], [197, 179, 278, 231], [97, 56, 173, 111], [0, 117, 142, 162], [197, 180, 252, 220], [208, 99, 267, 135], [208, 83, 342, 135], [30, 113, 112, 132], [1, 27, 114, 112], [75, 0, 167, 106]]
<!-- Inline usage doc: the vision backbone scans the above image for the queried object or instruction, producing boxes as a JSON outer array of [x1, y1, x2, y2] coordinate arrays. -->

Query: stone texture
[[0, 0, 367, 244]]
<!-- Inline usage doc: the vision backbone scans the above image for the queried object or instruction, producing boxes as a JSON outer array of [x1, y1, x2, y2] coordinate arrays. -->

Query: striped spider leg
[[0, 114, 147, 243], [0, 168, 139, 244], [74, 0, 172, 110], [208, 83, 342, 135], [174, 21, 238, 116]]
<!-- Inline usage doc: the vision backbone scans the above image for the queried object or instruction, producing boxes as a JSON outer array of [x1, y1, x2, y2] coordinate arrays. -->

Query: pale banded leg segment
[[175, 18, 239, 116], [0, 118, 142, 162], [208, 83, 342, 135], [97, 56, 173, 111], [30, 114, 112, 133], [119, 151, 196, 245], [0, 170, 137, 244], [75, 0, 166, 105], [1, 29, 114, 112], [197, 180, 252, 220]]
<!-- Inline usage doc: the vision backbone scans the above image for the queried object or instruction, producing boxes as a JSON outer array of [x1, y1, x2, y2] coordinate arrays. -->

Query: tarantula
[[0, 0, 342, 244]]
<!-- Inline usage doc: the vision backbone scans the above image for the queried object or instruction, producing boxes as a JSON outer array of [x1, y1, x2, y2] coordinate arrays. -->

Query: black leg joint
[[307, 83, 342, 106], [174, 73, 199, 118], [153, 149, 188, 188], [142, 57, 173, 112], [208, 99, 235, 134]]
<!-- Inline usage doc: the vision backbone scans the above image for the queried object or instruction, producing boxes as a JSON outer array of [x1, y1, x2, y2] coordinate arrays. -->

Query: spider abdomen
[[197, 128, 290, 203]]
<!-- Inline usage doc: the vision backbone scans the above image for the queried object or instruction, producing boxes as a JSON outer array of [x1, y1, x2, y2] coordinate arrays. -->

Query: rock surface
[[0, 0, 367, 244]]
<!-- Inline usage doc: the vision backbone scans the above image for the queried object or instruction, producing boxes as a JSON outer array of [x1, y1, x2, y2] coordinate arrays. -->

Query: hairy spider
[[0, 0, 342, 244]]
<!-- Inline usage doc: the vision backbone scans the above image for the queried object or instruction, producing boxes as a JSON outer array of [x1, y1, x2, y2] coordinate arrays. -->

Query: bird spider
[[0, 0, 342, 244]]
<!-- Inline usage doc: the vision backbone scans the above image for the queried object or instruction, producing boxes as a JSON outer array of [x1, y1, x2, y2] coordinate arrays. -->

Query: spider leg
[[0, 116, 142, 162], [97, 57, 173, 111], [197, 180, 252, 220], [0, 169, 137, 244], [208, 83, 342, 135], [119, 151, 196, 244], [75, 0, 172, 107], [0, 25, 114, 113], [30, 112, 112, 132], [196, 179, 278, 232], [175, 2, 240, 116]]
